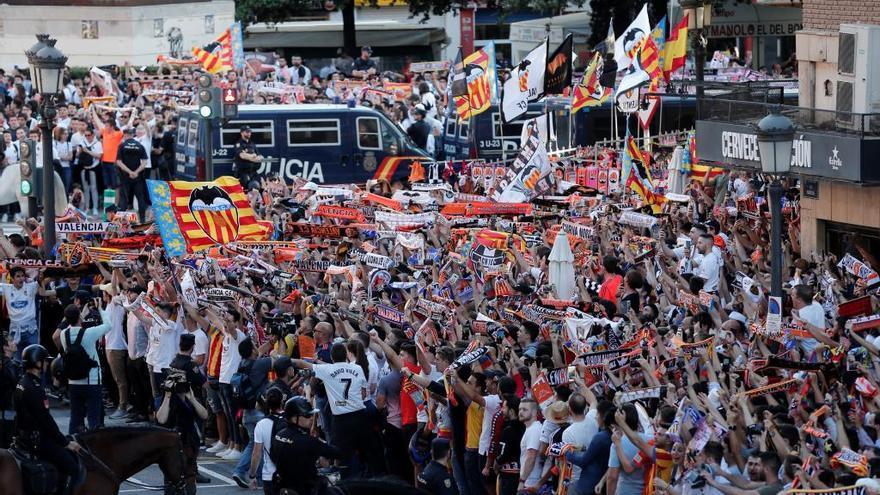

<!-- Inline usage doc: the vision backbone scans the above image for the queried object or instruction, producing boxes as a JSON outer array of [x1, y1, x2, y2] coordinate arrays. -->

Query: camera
[[296, 369, 315, 378], [161, 369, 190, 394], [264, 313, 298, 337], [746, 423, 765, 436]]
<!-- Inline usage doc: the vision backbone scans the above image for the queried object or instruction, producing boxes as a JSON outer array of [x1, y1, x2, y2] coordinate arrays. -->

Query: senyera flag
[[147, 176, 272, 257], [454, 42, 498, 120]]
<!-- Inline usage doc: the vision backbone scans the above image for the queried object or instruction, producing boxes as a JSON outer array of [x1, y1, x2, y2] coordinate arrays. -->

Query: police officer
[[269, 396, 342, 495], [15, 344, 82, 495], [233, 126, 262, 187], [417, 438, 458, 495], [0, 333, 19, 448]]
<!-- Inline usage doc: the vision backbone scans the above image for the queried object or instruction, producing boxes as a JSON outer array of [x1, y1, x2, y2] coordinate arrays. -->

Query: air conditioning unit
[[837, 24, 880, 131]]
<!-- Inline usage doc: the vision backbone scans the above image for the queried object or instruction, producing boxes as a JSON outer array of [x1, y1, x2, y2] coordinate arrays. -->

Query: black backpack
[[231, 360, 267, 409], [63, 327, 97, 380]]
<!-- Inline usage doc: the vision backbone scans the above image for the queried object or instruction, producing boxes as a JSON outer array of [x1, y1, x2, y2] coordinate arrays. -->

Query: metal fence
[[697, 98, 880, 137]]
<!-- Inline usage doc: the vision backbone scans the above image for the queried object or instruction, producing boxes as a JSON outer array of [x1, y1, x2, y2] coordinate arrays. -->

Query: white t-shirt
[[253, 416, 279, 481], [146, 320, 183, 370], [694, 249, 721, 292], [192, 328, 209, 361], [219, 329, 246, 384], [314, 362, 367, 415], [105, 295, 128, 351], [4, 141, 20, 165], [520, 420, 544, 488], [1, 281, 37, 324], [478, 394, 502, 455], [561, 410, 599, 480]]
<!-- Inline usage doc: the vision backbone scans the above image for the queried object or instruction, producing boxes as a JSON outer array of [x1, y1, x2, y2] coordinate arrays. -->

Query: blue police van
[[175, 104, 432, 183]]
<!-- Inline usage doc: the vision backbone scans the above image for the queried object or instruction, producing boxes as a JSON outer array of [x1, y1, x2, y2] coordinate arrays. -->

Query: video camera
[[263, 313, 298, 337], [160, 368, 190, 394]]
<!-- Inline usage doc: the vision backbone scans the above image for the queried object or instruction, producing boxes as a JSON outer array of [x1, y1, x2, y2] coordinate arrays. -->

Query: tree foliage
[[235, 0, 316, 26], [588, 0, 668, 47]]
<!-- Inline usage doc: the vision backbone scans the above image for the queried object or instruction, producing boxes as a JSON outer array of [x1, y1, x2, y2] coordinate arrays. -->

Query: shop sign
[[696, 120, 878, 183], [706, 2, 803, 39]]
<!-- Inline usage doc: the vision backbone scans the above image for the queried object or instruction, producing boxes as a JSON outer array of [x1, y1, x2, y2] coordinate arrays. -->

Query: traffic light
[[222, 87, 239, 119], [19, 139, 36, 196], [197, 74, 221, 119]]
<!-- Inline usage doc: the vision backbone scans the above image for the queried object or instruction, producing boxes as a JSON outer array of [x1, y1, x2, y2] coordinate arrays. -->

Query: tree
[[588, 0, 668, 47]]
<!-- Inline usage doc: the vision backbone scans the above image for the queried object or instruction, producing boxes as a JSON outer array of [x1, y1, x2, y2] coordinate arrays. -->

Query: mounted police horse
[[0, 426, 188, 495]]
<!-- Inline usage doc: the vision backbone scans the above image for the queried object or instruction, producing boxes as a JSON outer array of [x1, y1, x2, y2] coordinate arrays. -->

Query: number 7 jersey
[[313, 362, 367, 415]]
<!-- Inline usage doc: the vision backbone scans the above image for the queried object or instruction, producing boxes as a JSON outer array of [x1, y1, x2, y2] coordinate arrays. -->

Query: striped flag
[[147, 176, 271, 256], [454, 43, 497, 120], [638, 35, 663, 83], [192, 46, 225, 74], [571, 52, 611, 113], [663, 15, 689, 81]]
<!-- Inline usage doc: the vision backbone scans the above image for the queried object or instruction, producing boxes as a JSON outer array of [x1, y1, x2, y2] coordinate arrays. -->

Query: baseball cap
[[123, 127, 134, 136], [240, 125, 252, 132], [361, 45, 373, 54]]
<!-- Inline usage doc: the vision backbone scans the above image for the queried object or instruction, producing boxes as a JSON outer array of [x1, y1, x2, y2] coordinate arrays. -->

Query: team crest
[[363, 152, 377, 172], [189, 184, 240, 245]]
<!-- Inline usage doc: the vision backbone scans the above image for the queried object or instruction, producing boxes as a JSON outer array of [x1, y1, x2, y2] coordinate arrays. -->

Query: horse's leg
[[75, 470, 119, 495], [0, 450, 25, 495]]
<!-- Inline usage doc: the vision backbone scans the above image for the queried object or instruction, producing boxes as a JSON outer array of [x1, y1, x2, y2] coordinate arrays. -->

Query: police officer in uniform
[[0, 333, 20, 448], [233, 126, 262, 188], [417, 438, 458, 495], [269, 396, 342, 495], [15, 344, 82, 495]]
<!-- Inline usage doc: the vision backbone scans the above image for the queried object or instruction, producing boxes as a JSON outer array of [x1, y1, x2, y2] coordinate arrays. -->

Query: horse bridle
[[73, 433, 188, 493]]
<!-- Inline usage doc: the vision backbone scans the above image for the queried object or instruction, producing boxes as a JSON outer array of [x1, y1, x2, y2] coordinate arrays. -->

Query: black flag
[[544, 34, 573, 95]]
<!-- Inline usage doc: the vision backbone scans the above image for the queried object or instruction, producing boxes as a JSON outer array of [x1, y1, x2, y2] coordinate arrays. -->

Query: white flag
[[519, 113, 556, 147], [496, 130, 552, 203], [89, 66, 117, 96], [501, 40, 548, 123], [615, 54, 650, 104], [614, 4, 651, 70]]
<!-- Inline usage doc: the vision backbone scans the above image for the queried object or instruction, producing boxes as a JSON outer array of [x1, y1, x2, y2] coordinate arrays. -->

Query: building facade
[[696, 0, 880, 259], [0, 0, 235, 68], [795, 0, 880, 256]]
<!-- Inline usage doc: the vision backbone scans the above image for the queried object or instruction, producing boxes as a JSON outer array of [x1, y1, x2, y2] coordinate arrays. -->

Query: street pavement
[[49, 402, 245, 494]]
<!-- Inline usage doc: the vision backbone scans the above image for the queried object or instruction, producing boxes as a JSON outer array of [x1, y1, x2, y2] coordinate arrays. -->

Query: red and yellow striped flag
[[454, 47, 492, 119], [663, 15, 689, 81], [638, 36, 663, 83], [168, 176, 271, 253], [192, 46, 225, 74]]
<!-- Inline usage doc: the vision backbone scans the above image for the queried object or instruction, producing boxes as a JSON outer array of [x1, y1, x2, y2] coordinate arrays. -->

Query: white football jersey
[[313, 363, 367, 415]]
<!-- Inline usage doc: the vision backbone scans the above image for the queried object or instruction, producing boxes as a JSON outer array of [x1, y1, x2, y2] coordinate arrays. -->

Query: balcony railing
[[697, 98, 880, 137]]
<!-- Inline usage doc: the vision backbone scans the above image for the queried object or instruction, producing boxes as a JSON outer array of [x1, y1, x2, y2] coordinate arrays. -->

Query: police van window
[[177, 118, 188, 147], [187, 120, 198, 148], [444, 119, 456, 137], [287, 119, 340, 147], [491, 111, 541, 140], [458, 121, 469, 139], [220, 120, 274, 148], [379, 120, 397, 152], [357, 117, 381, 150]]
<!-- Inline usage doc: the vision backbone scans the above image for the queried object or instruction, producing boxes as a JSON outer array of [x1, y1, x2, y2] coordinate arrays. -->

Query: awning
[[244, 22, 446, 48]]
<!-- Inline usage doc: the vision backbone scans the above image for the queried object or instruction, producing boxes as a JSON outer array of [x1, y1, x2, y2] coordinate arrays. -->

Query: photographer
[[155, 368, 208, 495]]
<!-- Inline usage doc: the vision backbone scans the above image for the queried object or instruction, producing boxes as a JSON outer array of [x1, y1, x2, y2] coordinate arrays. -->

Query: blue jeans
[[452, 452, 471, 495], [234, 409, 265, 481], [10, 321, 38, 362], [101, 162, 119, 190], [68, 384, 103, 434]]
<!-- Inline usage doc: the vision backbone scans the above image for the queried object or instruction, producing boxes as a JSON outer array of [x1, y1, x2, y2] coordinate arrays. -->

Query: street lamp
[[679, 0, 711, 98], [25, 34, 67, 257], [756, 108, 794, 298]]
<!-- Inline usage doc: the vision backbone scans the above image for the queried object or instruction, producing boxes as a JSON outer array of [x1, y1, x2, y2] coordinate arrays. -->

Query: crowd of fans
[[0, 49, 878, 495]]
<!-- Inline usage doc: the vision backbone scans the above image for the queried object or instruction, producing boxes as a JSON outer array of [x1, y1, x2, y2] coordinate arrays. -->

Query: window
[[287, 119, 340, 147], [153, 19, 164, 38], [177, 118, 188, 146], [187, 120, 199, 148], [379, 120, 398, 153], [81, 20, 99, 39], [458, 121, 470, 139], [220, 120, 274, 148], [491, 111, 541, 140], [444, 119, 456, 138], [204, 15, 215, 34], [357, 117, 381, 150]]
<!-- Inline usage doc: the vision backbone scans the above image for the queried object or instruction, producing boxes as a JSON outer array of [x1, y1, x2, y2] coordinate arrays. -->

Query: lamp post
[[25, 35, 67, 256], [679, 0, 710, 98], [756, 109, 794, 298]]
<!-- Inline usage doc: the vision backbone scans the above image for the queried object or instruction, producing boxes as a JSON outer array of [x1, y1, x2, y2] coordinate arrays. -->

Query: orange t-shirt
[[101, 127, 124, 163]]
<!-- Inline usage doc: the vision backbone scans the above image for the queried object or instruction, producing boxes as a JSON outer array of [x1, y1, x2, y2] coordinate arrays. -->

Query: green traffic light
[[21, 180, 32, 196]]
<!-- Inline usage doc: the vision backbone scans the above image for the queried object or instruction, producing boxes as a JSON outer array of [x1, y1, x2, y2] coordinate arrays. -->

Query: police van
[[175, 104, 432, 184]]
